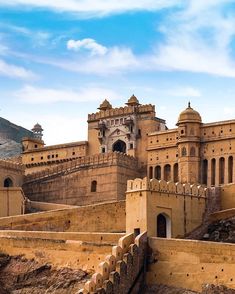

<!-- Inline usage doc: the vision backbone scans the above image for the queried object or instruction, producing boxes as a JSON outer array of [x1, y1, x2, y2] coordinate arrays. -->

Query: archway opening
[[91, 180, 97, 192], [149, 166, 153, 179], [219, 157, 225, 185], [164, 164, 171, 181], [228, 156, 233, 183], [173, 163, 179, 182], [155, 165, 161, 180], [211, 158, 216, 186], [202, 159, 208, 185], [157, 213, 171, 238], [4, 178, 13, 187], [112, 140, 126, 153]]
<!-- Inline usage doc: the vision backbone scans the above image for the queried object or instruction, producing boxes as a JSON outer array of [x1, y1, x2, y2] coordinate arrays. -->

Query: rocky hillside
[[0, 253, 90, 293]]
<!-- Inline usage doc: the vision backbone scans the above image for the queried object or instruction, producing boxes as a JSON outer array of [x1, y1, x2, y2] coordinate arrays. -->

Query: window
[[34, 144, 38, 148], [47, 155, 50, 159], [101, 147, 105, 153], [52, 154, 54, 158], [4, 178, 13, 187], [181, 147, 187, 156], [31, 158, 34, 161], [41, 156, 43, 160], [72, 152, 75, 155], [129, 143, 133, 150], [190, 147, 196, 157], [91, 180, 97, 192]]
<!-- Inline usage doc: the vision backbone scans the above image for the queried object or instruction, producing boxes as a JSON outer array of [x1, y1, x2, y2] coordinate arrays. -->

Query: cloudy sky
[[1, 1, 235, 145]]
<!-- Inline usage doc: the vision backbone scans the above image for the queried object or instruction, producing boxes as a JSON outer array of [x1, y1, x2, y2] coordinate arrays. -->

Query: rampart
[[78, 232, 147, 294], [88, 104, 155, 122], [126, 178, 207, 238], [126, 177, 207, 196], [0, 187, 26, 217], [0, 159, 24, 173], [0, 233, 115, 272], [23, 152, 140, 206], [24, 152, 138, 184], [147, 237, 235, 292], [0, 200, 126, 233]]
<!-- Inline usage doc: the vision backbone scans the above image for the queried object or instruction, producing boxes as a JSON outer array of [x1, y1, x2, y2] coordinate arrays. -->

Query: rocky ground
[[0, 253, 91, 294], [145, 284, 235, 294], [201, 218, 235, 243]]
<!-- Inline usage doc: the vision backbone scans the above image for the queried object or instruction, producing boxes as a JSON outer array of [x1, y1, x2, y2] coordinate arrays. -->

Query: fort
[[1, 95, 235, 293]]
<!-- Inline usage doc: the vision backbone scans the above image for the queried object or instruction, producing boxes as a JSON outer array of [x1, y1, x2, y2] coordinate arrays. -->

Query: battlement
[[88, 104, 155, 122], [24, 152, 138, 183], [0, 159, 25, 172], [127, 177, 207, 197]]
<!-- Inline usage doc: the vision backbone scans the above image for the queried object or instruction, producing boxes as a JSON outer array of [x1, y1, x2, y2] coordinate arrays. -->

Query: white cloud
[[15, 84, 121, 104], [0, 59, 36, 79], [67, 38, 108, 56], [0, 0, 180, 17]]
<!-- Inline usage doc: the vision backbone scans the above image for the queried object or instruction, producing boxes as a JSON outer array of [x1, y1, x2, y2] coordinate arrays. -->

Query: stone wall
[[0, 188, 26, 217], [23, 152, 140, 205], [0, 159, 24, 187], [78, 232, 147, 294], [0, 233, 114, 271], [126, 178, 207, 238], [0, 200, 126, 233], [147, 237, 235, 292]]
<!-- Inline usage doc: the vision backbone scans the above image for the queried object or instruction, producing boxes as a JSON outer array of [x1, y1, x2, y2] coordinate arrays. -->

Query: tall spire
[[188, 101, 191, 108]]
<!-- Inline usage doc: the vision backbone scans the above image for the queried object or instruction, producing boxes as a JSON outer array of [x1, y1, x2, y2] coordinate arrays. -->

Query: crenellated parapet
[[88, 104, 155, 122], [24, 152, 138, 184], [0, 159, 25, 173], [78, 231, 147, 294], [127, 177, 208, 197]]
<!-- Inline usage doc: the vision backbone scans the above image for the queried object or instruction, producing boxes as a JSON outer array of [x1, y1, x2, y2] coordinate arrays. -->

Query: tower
[[32, 123, 43, 140], [177, 103, 202, 183]]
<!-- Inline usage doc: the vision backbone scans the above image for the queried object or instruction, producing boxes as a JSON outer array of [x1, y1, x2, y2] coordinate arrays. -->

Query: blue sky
[[1, 1, 235, 145]]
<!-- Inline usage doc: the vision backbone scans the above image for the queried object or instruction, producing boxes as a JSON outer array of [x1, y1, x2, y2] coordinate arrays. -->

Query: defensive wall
[[78, 232, 147, 294], [23, 152, 140, 206], [126, 178, 207, 238], [0, 159, 24, 187], [0, 232, 117, 272], [0, 187, 26, 217], [87, 104, 155, 122], [0, 200, 126, 233], [147, 237, 235, 292]]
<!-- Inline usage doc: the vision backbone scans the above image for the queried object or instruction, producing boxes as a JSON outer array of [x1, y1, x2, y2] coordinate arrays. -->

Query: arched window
[[190, 147, 196, 157], [4, 177, 13, 187], [164, 164, 171, 181], [219, 157, 225, 185], [149, 166, 153, 179], [112, 140, 126, 153], [155, 165, 161, 180], [91, 180, 97, 192], [173, 163, 179, 182], [157, 213, 171, 238], [211, 158, 216, 186], [228, 156, 233, 183], [181, 147, 187, 156], [202, 159, 208, 185]]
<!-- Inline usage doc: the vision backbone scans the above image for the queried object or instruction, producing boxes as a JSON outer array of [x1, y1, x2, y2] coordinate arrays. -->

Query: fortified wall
[[23, 152, 141, 205], [126, 178, 207, 238]]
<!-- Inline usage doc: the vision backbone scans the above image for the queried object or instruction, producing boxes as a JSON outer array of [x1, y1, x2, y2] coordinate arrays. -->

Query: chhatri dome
[[177, 102, 202, 125], [98, 99, 112, 111], [126, 94, 140, 106]]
